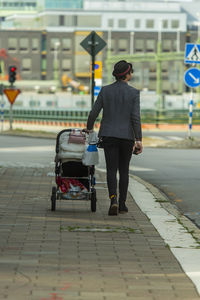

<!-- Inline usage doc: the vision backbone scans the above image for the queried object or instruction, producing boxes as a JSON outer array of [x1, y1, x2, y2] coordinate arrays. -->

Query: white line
[[166, 136, 183, 141], [129, 176, 200, 295], [129, 166, 155, 172], [147, 135, 166, 140], [0, 146, 54, 153]]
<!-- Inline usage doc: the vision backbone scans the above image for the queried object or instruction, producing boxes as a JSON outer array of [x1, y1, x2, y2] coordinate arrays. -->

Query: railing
[[2, 108, 200, 124]]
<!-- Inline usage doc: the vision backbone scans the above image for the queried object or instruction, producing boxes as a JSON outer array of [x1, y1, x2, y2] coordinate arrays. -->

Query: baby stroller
[[51, 128, 97, 212]]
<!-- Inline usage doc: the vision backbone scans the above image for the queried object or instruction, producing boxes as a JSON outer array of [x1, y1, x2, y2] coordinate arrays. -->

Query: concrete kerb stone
[[129, 173, 200, 296], [132, 174, 200, 244]]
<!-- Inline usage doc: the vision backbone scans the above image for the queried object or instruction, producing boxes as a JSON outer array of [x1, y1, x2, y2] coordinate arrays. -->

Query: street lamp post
[[176, 28, 180, 52], [176, 28, 183, 94], [197, 12, 200, 42], [107, 28, 112, 84], [157, 20, 162, 107], [130, 31, 134, 55], [54, 41, 60, 82]]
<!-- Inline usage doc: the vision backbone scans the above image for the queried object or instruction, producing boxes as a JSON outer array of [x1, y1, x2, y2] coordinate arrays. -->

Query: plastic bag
[[88, 131, 98, 144], [82, 144, 99, 166]]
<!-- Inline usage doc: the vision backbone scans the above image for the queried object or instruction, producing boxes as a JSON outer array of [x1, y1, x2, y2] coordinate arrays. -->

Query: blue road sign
[[94, 86, 101, 96], [184, 68, 200, 88], [185, 43, 200, 64]]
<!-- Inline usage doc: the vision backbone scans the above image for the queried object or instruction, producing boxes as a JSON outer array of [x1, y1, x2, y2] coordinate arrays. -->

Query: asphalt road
[[130, 147, 200, 227], [0, 134, 200, 227]]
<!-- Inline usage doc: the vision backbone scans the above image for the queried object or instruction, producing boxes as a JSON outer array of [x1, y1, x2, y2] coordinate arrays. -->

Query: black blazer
[[87, 80, 142, 141]]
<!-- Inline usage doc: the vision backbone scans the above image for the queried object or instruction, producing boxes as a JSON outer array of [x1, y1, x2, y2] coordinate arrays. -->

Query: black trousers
[[103, 137, 134, 202]]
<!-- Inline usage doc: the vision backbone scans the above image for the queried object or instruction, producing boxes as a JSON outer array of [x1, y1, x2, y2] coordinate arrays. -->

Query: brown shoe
[[108, 196, 118, 216]]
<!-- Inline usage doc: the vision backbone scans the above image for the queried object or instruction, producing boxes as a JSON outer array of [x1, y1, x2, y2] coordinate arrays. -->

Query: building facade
[[0, 0, 200, 93]]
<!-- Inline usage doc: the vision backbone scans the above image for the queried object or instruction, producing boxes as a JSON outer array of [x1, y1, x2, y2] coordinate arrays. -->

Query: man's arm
[[87, 89, 103, 130]]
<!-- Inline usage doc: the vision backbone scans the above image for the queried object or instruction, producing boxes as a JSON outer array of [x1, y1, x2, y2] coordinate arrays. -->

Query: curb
[[132, 174, 200, 243], [128, 173, 200, 295]]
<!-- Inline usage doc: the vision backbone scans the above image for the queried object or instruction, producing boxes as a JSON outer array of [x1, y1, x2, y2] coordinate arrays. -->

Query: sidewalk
[[0, 166, 199, 300]]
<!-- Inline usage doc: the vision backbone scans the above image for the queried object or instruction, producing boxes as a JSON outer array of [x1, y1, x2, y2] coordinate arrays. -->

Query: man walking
[[86, 60, 142, 216]]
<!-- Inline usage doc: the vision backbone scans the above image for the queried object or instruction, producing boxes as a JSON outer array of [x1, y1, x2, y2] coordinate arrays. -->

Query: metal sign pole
[[10, 82, 13, 130], [1, 94, 4, 132], [0, 84, 4, 132], [9, 103, 13, 130], [188, 90, 193, 139], [91, 32, 95, 108]]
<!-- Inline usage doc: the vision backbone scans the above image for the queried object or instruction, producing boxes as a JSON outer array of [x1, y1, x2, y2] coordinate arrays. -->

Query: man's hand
[[133, 141, 143, 155]]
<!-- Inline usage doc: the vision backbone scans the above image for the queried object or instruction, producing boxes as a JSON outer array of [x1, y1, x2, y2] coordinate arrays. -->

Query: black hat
[[112, 60, 133, 78]]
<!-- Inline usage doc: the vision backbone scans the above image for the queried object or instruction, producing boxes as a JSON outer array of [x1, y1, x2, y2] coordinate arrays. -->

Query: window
[[118, 39, 128, 53], [146, 19, 154, 29], [64, 16, 74, 26], [118, 19, 126, 28], [75, 55, 90, 74], [62, 59, 71, 72], [111, 39, 115, 52], [134, 19, 140, 28], [62, 38, 72, 53], [59, 15, 64, 26], [32, 38, 39, 52], [135, 39, 144, 52], [77, 15, 101, 27], [149, 62, 156, 73], [162, 61, 168, 72], [172, 39, 177, 51], [22, 58, 31, 72], [146, 39, 155, 52], [162, 40, 171, 52], [8, 38, 17, 52], [50, 38, 60, 51], [19, 38, 29, 52], [108, 19, 114, 28], [47, 15, 59, 26], [171, 20, 179, 29], [162, 20, 168, 29]]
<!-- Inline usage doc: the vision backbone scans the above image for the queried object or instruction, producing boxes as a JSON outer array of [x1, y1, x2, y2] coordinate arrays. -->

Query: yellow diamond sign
[[4, 88, 21, 105]]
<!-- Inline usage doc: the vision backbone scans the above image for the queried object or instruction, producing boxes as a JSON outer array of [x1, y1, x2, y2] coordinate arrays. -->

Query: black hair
[[112, 60, 133, 80]]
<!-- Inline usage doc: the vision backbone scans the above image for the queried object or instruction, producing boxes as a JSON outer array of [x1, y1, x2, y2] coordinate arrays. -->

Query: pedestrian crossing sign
[[185, 43, 200, 64]]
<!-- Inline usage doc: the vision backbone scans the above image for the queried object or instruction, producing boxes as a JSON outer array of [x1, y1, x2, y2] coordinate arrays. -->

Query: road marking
[[146, 135, 184, 141], [0, 146, 54, 152], [147, 135, 166, 140], [0, 161, 52, 168], [129, 166, 155, 172], [166, 136, 183, 141]]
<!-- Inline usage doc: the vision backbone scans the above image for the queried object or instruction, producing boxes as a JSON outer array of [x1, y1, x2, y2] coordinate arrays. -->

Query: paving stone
[[0, 167, 199, 299]]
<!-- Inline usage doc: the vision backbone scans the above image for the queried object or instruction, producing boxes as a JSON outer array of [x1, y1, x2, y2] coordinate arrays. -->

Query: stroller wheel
[[51, 186, 57, 211], [91, 188, 97, 212]]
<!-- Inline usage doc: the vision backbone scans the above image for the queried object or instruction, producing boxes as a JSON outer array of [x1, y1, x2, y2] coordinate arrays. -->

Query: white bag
[[82, 144, 99, 166]]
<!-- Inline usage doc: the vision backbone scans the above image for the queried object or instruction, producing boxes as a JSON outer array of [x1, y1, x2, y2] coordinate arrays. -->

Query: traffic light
[[8, 66, 17, 84]]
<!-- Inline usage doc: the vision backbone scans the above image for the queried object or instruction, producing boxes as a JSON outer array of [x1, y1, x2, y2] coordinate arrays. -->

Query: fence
[[2, 108, 200, 125]]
